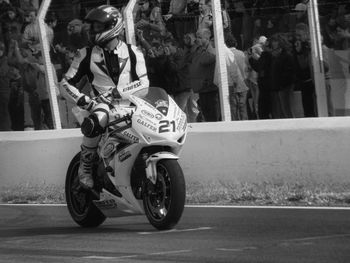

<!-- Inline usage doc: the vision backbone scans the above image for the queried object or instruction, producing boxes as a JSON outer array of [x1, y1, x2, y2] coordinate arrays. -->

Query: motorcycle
[[65, 86, 187, 230]]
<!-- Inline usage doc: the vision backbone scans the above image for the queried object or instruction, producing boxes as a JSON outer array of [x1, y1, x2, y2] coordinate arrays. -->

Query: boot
[[78, 145, 99, 189]]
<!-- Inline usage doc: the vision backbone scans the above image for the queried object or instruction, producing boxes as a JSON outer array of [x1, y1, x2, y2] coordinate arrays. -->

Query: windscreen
[[133, 87, 170, 115]]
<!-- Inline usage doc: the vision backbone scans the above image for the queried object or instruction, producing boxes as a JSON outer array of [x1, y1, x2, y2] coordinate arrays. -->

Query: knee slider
[[81, 114, 104, 138]]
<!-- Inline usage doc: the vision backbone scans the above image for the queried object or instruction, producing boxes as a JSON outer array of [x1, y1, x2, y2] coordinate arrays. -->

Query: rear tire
[[65, 153, 106, 227], [143, 159, 186, 230]]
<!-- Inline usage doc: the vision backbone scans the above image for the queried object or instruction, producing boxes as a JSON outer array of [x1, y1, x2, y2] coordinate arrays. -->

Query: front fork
[[145, 152, 179, 184]]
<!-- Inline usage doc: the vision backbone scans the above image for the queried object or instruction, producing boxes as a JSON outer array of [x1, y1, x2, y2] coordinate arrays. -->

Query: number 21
[[159, 120, 176, 133]]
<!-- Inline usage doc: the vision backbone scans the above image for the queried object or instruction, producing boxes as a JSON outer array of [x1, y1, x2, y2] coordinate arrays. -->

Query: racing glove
[[76, 95, 97, 111]]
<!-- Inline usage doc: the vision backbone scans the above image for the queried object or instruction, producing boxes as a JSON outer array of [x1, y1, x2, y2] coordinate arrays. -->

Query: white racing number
[[158, 120, 176, 133]]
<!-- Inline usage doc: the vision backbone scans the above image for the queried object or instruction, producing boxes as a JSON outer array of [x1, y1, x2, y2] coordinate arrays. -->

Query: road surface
[[0, 204, 349, 262]]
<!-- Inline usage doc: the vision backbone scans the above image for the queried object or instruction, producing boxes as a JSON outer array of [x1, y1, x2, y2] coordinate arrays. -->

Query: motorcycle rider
[[60, 5, 149, 189]]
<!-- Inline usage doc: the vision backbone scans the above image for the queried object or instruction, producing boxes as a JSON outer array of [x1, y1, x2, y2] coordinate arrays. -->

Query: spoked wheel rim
[[68, 162, 90, 216], [145, 163, 171, 222]]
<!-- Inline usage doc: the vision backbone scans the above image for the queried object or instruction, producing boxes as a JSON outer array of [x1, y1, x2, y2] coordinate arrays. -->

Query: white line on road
[[1, 204, 350, 210], [138, 227, 212, 235], [83, 255, 138, 260], [283, 233, 350, 242], [216, 247, 257, 252], [149, 250, 192, 255], [83, 250, 191, 260]]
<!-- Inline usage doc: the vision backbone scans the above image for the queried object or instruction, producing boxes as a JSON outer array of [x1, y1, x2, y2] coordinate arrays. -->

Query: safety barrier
[[1, 117, 350, 187]]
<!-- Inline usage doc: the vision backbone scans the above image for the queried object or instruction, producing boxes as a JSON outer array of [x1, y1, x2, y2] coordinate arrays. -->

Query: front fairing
[[129, 87, 187, 146]]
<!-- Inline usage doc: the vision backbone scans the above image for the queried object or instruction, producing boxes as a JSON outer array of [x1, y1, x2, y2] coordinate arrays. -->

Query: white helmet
[[85, 5, 124, 47]]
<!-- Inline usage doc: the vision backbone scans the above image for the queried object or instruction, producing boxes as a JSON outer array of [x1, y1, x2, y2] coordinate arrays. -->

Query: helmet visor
[[88, 21, 106, 34]]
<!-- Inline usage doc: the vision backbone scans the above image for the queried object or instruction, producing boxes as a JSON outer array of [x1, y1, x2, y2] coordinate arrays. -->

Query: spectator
[[165, 33, 199, 122], [220, 33, 249, 121], [189, 27, 219, 122], [1, 5, 22, 51], [163, 0, 187, 42], [11, 40, 56, 129], [135, 0, 166, 43], [187, 0, 200, 17], [0, 40, 13, 131], [279, 2, 308, 33], [8, 67, 24, 131], [65, 19, 89, 50], [197, 0, 212, 32], [269, 33, 295, 119], [249, 37, 273, 119], [293, 23, 317, 117]]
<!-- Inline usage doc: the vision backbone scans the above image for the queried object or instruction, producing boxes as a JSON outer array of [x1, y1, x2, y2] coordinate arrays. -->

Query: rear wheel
[[65, 153, 106, 227], [143, 159, 186, 230]]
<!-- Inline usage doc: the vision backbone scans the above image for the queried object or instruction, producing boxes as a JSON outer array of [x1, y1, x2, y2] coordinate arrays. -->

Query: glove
[[76, 95, 97, 111]]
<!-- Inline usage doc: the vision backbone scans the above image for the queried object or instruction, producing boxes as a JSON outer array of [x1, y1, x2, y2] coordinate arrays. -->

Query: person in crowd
[[249, 36, 273, 119], [197, 0, 212, 32], [269, 33, 295, 119], [293, 23, 317, 117], [321, 36, 335, 117], [66, 19, 89, 50], [189, 27, 219, 122], [1, 5, 22, 52], [59, 5, 149, 189], [10, 40, 55, 130], [22, 7, 53, 51], [0, 40, 13, 131], [8, 67, 24, 131], [279, 2, 308, 33], [135, 0, 166, 44], [0, 0, 11, 18], [187, 0, 200, 17], [223, 32, 249, 120], [163, 0, 187, 42], [165, 33, 199, 122]]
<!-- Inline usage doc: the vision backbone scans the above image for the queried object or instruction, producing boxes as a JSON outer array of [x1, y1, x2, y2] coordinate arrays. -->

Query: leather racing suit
[[60, 40, 149, 188]]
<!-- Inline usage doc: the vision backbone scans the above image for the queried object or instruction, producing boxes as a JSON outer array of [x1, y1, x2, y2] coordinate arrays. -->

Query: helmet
[[85, 5, 124, 47]]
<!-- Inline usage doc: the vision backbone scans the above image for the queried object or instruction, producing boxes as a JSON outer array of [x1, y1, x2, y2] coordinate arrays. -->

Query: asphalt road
[[0, 205, 350, 263]]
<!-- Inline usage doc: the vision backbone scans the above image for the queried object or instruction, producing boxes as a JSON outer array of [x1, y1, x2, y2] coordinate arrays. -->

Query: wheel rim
[[68, 161, 90, 216], [145, 163, 171, 222]]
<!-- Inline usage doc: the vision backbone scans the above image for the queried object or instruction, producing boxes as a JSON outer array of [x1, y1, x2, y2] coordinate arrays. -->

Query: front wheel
[[143, 159, 186, 230], [65, 153, 106, 227]]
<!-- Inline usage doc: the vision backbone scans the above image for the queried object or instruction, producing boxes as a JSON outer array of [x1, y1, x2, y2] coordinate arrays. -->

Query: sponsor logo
[[102, 141, 116, 157], [155, 113, 162, 120], [123, 81, 141, 93], [63, 83, 79, 100], [122, 131, 139, 143], [118, 150, 132, 162], [177, 114, 187, 132], [141, 110, 154, 119], [137, 118, 157, 132]]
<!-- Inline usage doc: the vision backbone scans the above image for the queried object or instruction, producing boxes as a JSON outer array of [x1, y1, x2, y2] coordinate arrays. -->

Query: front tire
[[143, 159, 186, 230], [65, 153, 106, 227]]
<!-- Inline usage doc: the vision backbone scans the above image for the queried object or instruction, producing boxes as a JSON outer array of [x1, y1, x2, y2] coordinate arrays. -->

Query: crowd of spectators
[[1, 0, 350, 131]]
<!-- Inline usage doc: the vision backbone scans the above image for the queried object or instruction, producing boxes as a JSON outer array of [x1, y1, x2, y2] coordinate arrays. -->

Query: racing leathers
[[60, 41, 149, 188]]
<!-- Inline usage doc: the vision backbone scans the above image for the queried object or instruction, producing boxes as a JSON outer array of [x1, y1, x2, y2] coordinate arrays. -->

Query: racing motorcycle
[[65, 86, 187, 230]]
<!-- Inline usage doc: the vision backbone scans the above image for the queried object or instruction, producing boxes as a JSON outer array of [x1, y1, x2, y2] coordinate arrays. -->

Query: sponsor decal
[[102, 141, 116, 157], [63, 83, 79, 100], [122, 131, 139, 143], [122, 80, 141, 93], [177, 113, 187, 132], [141, 109, 154, 119], [118, 150, 132, 162], [155, 113, 162, 120], [94, 199, 118, 209], [137, 118, 157, 132]]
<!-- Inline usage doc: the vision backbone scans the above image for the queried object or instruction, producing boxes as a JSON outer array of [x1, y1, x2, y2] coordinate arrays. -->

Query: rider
[[60, 5, 149, 189]]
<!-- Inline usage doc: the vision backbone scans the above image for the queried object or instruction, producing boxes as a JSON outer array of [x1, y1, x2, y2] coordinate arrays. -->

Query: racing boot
[[78, 145, 99, 189]]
